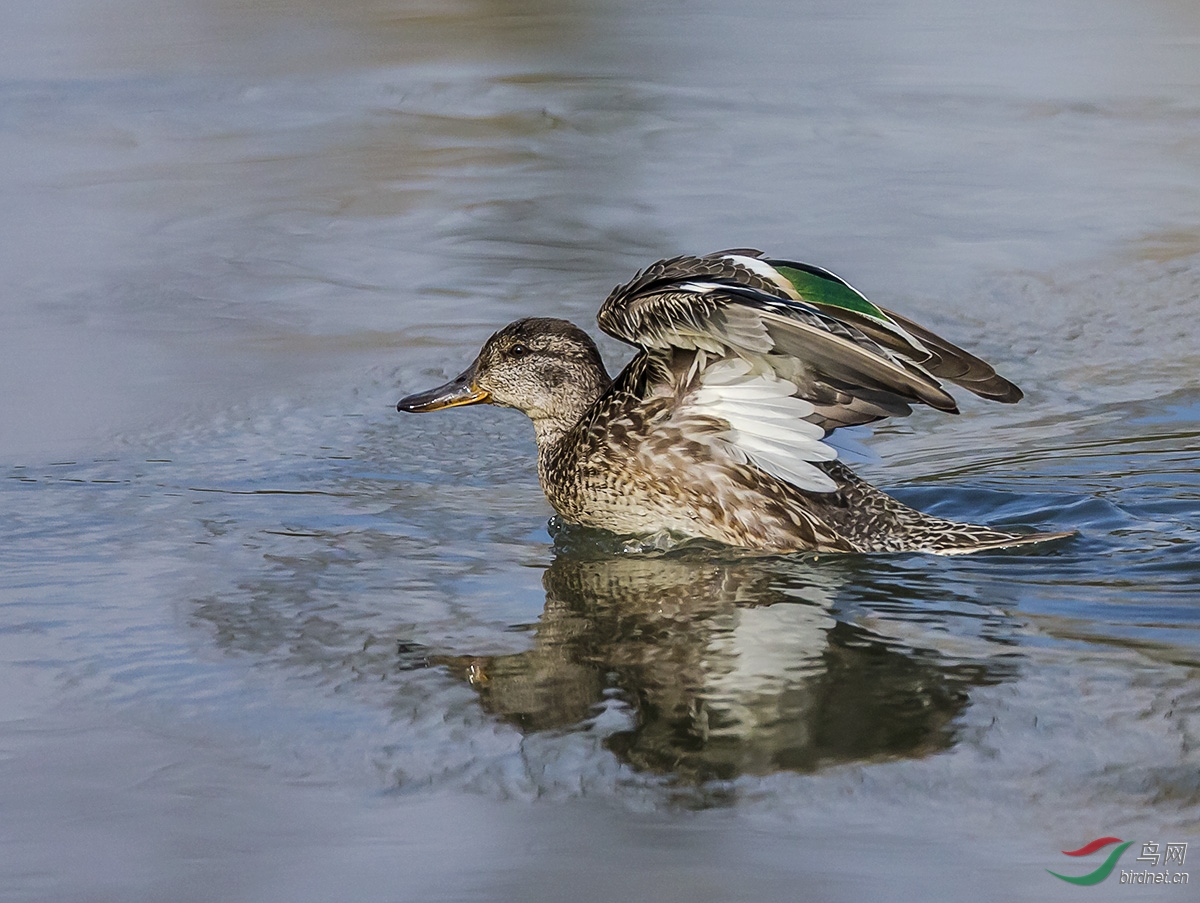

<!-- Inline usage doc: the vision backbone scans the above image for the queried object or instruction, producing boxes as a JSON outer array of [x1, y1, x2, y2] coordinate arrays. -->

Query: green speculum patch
[[775, 264, 891, 323]]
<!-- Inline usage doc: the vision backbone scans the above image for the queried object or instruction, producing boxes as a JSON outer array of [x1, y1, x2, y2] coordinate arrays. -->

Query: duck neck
[[531, 417, 574, 449], [529, 393, 600, 450]]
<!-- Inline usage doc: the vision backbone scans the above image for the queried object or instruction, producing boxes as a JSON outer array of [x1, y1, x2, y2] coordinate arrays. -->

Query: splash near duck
[[397, 250, 1072, 554]]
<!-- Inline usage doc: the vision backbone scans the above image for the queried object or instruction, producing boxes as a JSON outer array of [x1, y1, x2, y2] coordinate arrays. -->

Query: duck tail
[[913, 524, 1076, 556], [815, 461, 1075, 555]]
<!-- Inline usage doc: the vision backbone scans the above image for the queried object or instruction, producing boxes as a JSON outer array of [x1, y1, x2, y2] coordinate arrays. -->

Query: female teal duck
[[397, 250, 1070, 554]]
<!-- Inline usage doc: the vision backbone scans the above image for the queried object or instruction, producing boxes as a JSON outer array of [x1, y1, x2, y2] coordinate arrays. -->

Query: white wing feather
[[686, 358, 839, 493]]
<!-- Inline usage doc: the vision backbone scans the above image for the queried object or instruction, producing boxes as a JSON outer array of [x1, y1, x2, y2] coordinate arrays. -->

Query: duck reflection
[[189, 537, 1013, 782], [437, 552, 1010, 780]]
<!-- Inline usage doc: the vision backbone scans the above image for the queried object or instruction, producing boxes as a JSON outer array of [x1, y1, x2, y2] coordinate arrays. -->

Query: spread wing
[[596, 250, 1022, 493]]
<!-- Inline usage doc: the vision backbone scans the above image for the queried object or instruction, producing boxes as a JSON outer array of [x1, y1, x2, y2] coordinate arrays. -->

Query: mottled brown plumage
[[397, 251, 1071, 554]]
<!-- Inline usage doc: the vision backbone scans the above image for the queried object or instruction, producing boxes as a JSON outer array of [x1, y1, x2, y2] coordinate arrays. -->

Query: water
[[2, 0, 1199, 899]]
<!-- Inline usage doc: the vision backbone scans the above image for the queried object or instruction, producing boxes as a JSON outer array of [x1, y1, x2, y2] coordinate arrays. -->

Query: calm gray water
[[2, 0, 1199, 900]]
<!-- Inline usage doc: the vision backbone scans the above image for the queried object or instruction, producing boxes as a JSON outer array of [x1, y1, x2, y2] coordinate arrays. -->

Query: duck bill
[[396, 364, 491, 412]]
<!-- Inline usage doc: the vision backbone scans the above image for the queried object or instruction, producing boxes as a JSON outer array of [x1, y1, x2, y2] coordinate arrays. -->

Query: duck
[[397, 250, 1071, 554]]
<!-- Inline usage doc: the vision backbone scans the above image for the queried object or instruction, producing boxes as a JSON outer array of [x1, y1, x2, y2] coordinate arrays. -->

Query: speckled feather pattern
[[537, 349, 1042, 553], [399, 252, 1067, 554]]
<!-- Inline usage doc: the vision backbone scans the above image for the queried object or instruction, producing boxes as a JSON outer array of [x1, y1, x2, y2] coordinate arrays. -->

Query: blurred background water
[[2, 0, 1199, 900]]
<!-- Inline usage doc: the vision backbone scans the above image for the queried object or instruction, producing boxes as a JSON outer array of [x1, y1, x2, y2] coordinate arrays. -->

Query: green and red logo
[[1048, 837, 1133, 885], [1049, 837, 1189, 886]]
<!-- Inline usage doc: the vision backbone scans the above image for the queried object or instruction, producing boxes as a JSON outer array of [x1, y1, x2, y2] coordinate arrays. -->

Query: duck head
[[397, 317, 612, 442]]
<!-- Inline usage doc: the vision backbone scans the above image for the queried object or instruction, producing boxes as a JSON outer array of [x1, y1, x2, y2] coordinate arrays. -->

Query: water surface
[[2, 0, 1199, 900]]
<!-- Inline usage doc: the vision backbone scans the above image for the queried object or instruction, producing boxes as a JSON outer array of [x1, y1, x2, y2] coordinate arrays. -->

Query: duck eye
[[509, 343, 530, 358]]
